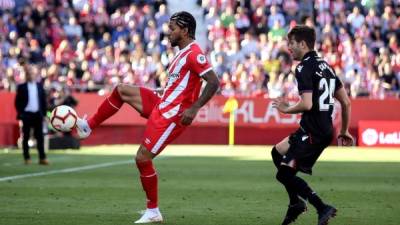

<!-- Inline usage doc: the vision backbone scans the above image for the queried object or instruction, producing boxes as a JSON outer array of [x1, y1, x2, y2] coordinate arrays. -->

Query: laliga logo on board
[[362, 128, 400, 146], [362, 128, 378, 146]]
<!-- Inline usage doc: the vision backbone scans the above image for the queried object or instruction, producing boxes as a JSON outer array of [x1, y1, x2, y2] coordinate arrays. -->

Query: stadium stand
[[0, 0, 399, 99]]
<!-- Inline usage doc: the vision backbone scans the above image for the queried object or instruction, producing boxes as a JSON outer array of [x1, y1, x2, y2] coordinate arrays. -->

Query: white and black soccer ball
[[50, 105, 77, 132]]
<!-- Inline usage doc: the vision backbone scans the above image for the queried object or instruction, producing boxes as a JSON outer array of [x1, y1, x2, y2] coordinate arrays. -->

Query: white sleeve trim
[[199, 67, 212, 77]]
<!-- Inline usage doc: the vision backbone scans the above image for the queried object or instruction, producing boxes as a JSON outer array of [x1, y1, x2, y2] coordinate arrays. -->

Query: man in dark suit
[[15, 63, 49, 165]]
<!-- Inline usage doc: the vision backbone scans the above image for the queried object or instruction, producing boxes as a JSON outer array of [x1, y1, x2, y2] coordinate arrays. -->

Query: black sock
[[308, 192, 326, 212], [292, 176, 326, 212], [276, 166, 325, 210], [285, 186, 300, 205], [276, 166, 300, 205]]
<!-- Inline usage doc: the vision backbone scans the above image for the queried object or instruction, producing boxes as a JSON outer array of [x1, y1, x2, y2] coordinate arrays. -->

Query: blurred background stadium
[[1, 1, 400, 225], [0, 0, 399, 147]]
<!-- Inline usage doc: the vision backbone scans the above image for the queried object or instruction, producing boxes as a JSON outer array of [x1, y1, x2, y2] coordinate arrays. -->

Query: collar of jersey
[[301, 50, 317, 61], [178, 41, 195, 53]]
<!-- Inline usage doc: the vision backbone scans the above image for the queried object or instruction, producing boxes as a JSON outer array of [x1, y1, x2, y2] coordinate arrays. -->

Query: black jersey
[[295, 51, 343, 137]]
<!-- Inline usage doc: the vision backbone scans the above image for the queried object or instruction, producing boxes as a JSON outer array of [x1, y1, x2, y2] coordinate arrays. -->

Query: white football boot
[[134, 208, 163, 223], [75, 116, 92, 139]]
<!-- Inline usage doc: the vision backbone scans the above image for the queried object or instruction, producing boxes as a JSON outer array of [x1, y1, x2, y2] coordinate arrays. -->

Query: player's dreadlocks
[[170, 11, 196, 39]]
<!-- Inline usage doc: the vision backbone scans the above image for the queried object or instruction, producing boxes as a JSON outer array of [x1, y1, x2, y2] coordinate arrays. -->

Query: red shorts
[[139, 87, 160, 119], [140, 87, 186, 155]]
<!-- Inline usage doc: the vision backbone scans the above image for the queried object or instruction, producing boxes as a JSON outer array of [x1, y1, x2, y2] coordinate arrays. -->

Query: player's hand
[[272, 97, 290, 113], [180, 106, 199, 126], [338, 132, 354, 146]]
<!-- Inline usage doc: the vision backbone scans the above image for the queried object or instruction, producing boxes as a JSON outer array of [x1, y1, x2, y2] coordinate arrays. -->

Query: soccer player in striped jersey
[[75, 11, 219, 223]]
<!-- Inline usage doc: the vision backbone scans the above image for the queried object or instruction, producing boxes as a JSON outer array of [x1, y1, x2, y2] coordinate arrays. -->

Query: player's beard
[[169, 35, 181, 47], [291, 49, 302, 61]]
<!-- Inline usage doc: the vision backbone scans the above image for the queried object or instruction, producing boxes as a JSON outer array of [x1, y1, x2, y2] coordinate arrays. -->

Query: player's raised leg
[[134, 146, 163, 223], [75, 84, 147, 139]]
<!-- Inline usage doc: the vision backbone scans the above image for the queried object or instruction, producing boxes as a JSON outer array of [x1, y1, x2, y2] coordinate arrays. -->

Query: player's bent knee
[[271, 146, 283, 168], [116, 83, 128, 95], [135, 146, 155, 163], [276, 170, 287, 184], [117, 84, 140, 103], [276, 165, 296, 184], [116, 83, 124, 94]]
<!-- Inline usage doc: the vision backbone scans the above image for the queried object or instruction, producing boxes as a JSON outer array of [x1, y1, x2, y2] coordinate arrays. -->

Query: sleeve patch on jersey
[[197, 54, 207, 64]]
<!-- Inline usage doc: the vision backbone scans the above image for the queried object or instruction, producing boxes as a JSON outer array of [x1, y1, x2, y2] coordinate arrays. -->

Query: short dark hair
[[170, 11, 196, 39], [287, 25, 316, 49]]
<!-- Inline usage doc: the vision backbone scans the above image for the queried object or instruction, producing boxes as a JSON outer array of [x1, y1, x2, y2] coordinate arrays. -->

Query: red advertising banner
[[72, 94, 304, 128], [192, 96, 302, 127], [2, 91, 400, 146], [358, 121, 400, 147]]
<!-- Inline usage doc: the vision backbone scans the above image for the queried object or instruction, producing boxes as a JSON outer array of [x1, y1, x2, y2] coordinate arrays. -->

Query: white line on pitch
[[0, 160, 132, 182]]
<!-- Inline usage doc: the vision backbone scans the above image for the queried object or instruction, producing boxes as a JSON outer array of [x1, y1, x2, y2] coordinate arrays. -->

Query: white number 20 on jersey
[[319, 78, 335, 111]]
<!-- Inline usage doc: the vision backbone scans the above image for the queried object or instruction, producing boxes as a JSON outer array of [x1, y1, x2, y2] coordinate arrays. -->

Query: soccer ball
[[50, 105, 77, 132]]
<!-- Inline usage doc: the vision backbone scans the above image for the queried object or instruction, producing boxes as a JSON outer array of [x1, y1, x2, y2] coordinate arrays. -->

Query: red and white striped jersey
[[158, 42, 212, 119]]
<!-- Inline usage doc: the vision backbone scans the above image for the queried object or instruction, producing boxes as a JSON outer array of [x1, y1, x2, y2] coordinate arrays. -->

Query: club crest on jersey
[[197, 54, 206, 64], [297, 65, 304, 72]]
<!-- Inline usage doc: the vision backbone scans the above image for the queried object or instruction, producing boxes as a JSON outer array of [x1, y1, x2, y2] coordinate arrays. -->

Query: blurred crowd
[[0, 0, 399, 99], [202, 0, 400, 98], [0, 0, 169, 107]]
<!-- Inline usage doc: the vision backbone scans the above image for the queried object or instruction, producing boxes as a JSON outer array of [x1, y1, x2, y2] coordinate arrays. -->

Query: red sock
[[136, 160, 158, 209], [88, 87, 123, 129]]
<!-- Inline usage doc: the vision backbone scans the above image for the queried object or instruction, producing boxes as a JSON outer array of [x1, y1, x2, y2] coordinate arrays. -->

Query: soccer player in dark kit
[[271, 25, 354, 225]]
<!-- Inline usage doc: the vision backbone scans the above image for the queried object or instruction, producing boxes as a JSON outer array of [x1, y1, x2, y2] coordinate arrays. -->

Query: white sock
[[147, 207, 160, 214]]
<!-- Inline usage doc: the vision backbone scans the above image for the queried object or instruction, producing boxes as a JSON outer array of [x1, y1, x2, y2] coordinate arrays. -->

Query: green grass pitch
[[1, 145, 399, 225]]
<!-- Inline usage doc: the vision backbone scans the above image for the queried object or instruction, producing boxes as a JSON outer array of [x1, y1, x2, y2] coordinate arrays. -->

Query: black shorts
[[282, 128, 332, 174]]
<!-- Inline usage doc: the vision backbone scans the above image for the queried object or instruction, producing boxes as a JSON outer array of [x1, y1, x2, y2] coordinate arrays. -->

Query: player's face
[[288, 38, 303, 61], [168, 20, 183, 47]]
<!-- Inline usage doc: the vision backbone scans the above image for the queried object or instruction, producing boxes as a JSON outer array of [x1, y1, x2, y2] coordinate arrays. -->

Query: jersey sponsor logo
[[197, 54, 206, 64], [169, 73, 180, 79], [297, 65, 303, 72], [166, 72, 180, 86]]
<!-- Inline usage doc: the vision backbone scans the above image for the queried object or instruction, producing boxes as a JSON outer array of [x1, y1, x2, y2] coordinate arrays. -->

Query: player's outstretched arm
[[334, 86, 353, 146], [180, 70, 219, 126]]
